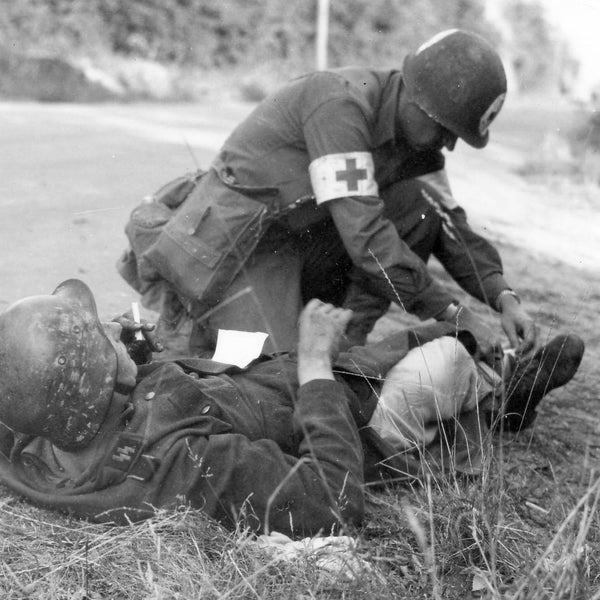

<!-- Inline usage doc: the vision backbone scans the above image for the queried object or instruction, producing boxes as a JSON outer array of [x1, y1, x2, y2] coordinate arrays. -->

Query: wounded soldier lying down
[[0, 280, 583, 537]]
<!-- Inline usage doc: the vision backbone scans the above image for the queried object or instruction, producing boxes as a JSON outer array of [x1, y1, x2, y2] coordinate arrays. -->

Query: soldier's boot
[[491, 334, 585, 432]]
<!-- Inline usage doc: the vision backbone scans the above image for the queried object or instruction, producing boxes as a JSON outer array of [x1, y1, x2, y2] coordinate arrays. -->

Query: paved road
[[0, 101, 252, 313]]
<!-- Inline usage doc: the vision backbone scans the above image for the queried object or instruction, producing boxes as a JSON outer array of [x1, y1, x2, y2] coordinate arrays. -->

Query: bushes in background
[[0, 0, 562, 102], [0, 0, 498, 71]]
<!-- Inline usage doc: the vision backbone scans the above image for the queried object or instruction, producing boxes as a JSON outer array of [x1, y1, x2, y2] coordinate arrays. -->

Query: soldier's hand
[[499, 297, 539, 358], [297, 300, 353, 385], [113, 311, 164, 363]]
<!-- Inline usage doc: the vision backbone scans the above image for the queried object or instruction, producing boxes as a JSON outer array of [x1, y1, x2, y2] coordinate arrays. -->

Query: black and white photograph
[[0, 1, 598, 598]]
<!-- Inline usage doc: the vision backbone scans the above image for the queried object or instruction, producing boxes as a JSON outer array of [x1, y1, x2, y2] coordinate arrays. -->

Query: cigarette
[[131, 302, 144, 341]]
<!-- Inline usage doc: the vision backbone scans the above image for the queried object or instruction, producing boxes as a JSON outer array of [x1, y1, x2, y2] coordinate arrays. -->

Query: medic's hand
[[499, 296, 539, 358], [113, 312, 164, 364], [445, 304, 503, 363]]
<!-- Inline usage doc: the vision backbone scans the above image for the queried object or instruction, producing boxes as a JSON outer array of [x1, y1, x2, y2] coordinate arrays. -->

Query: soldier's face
[[398, 102, 457, 152]]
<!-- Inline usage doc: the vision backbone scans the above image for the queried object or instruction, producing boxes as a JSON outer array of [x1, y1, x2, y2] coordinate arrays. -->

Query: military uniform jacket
[[0, 323, 456, 537], [157, 67, 508, 319]]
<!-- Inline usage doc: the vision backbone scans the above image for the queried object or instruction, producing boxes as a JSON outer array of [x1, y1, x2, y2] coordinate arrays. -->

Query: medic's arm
[[304, 97, 454, 319], [421, 171, 510, 307]]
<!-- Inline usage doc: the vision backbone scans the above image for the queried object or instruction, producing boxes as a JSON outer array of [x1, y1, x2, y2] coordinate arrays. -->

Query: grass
[[1, 233, 598, 599], [0, 502, 390, 599]]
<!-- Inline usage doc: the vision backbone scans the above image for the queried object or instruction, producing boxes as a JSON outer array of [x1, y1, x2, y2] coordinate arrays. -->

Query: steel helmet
[[403, 29, 507, 148], [0, 279, 117, 451]]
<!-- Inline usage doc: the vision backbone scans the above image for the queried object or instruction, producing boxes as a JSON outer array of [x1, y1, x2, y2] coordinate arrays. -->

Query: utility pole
[[316, 0, 330, 70]]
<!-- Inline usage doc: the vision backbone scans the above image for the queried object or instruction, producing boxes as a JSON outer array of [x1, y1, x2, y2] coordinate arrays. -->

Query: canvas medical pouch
[[142, 166, 279, 314]]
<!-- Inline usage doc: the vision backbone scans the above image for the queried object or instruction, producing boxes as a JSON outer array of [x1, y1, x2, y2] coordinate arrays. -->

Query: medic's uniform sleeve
[[302, 91, 454, 319], [417, 171, 511, 308]]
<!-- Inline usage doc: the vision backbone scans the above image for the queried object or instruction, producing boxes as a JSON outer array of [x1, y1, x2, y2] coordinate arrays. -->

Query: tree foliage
[[502, 0, 557, 92], [0, 0, 107, 55], [0, 0, 553, 88], [0, 0, 497, 64]]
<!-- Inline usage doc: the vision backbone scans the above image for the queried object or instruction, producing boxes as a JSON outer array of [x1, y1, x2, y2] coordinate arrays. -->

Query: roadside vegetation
[[0, 0, 558, 102]]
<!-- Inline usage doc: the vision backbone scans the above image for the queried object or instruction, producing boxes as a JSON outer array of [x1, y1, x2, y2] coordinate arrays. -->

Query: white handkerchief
[[211, 329, 269, 368]]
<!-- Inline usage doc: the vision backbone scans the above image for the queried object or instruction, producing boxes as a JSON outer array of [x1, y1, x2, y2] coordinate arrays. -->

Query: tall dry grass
[[1, 429, 597, 599]]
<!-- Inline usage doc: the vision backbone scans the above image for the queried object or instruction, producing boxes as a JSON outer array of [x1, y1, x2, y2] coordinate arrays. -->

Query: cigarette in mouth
[[131, 302, 144, 341]]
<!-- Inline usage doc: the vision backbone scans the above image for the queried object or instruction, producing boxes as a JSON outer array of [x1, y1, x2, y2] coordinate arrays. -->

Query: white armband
[[309, 152, 378, 205]]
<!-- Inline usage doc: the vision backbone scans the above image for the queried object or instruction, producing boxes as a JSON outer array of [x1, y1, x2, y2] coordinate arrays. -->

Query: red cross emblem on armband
[[336, 158, 368, 192], [309, 152, 377, 204]]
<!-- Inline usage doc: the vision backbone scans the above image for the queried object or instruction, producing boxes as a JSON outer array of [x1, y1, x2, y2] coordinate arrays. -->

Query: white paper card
[[211, 329, 269, 368]]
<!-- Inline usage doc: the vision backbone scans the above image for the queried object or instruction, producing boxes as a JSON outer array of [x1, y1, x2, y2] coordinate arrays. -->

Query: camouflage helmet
[[403, 29, 507, 148], [0, 279, 117, 451]]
